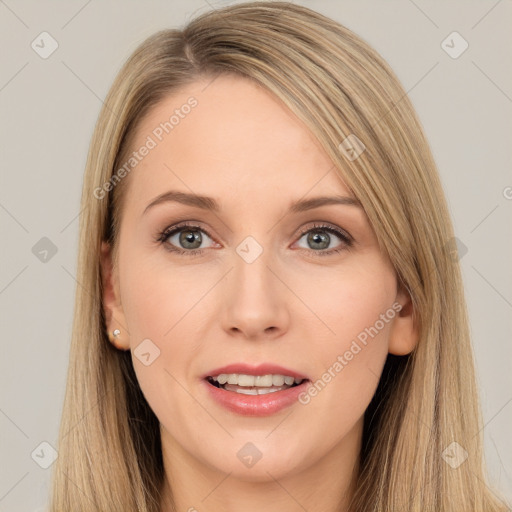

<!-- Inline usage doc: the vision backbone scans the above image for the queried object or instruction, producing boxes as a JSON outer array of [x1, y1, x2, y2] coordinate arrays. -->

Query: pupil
[[180, 230, 201, 249], [309, 231, 329, 250]]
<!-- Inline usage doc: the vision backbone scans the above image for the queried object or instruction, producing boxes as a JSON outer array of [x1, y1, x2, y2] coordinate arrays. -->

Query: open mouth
[[206, 374, 308, 395]]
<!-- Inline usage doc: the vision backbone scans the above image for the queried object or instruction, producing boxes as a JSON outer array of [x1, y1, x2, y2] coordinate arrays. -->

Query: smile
[[206, 373, 305, 395]]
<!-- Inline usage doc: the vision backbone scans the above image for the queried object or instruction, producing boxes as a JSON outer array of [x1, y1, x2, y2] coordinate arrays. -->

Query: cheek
[[117, 246, 215, 393], [296, 262, 396, 420], [327, 279, 395, 354], [293, 253, 396, 342], [118, 255, 206, 431], [119, 252, 196, 341]]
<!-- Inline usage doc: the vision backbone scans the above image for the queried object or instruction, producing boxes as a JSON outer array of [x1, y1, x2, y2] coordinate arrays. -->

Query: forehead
[[122, 74, 354, 212]]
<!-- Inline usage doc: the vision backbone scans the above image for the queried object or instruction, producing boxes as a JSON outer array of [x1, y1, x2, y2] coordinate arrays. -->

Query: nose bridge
[[221, 241, 289, 338]]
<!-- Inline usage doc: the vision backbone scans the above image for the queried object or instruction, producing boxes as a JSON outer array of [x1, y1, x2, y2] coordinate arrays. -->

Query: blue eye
[[157, 222, 353, 257], [295, 223, 353, 256], [158, 223, 214, 256]]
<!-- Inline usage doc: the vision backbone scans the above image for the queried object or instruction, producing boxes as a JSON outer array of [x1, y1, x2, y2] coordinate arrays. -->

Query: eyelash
[[156, 222, 353, 257]]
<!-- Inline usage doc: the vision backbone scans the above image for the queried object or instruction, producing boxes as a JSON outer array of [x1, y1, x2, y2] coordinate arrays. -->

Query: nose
[[220, 249, 290, 341]]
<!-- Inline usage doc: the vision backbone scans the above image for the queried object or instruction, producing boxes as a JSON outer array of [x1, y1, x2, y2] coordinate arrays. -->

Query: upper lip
[[203, 363, 309, 380]]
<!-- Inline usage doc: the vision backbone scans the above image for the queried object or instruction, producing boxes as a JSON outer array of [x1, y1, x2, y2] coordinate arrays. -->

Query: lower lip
[[202, 379, 310, 416]]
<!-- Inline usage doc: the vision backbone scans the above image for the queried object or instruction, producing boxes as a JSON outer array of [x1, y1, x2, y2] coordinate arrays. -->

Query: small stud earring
[[108, 328, 128, 351], [108, 328, 122, 344]]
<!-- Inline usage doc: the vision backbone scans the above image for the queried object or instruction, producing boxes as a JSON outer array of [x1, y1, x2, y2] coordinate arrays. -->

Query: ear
[[388, 282, 418, 356], [100, 241, 130, 351]]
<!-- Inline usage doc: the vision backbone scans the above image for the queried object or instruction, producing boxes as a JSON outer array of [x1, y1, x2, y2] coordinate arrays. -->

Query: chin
[[198, 441, 309, 483]]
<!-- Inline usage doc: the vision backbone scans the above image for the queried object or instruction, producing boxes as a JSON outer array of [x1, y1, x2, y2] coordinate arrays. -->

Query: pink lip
[[203, 363, 308, 380], [202, 378, 310, 416], [202, 363, 310, 417]]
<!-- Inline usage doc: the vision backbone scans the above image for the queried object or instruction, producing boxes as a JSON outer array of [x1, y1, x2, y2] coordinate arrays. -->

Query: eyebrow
[[143, 190, 362, 215]]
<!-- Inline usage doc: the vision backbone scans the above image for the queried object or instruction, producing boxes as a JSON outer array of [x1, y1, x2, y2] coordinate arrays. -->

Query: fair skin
[[101, 74, 418, 512]]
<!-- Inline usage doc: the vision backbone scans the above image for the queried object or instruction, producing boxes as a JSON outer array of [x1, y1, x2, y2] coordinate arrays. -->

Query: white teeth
[[236, 387, 257, 395], [226, 384, 291, 395], [237, 374, 255, 387], [272, 375, 285, 386], [217, 374, 228, 384], [255, 375, 273, 387], [210, 373, 304, 387]]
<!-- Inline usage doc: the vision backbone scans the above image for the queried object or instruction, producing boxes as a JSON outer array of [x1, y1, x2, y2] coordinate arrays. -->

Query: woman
[[48, 2, 509, 511]]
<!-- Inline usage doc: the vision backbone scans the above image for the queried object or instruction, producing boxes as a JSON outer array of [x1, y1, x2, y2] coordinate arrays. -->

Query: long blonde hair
[[48, 2, 509, 511]]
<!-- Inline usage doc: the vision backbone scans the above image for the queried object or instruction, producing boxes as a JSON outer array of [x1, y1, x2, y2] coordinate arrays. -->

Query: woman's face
[[102, 74, 416, 484]]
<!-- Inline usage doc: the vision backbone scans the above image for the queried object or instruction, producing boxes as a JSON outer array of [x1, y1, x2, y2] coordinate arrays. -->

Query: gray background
[[1, 1, 511, 510]]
